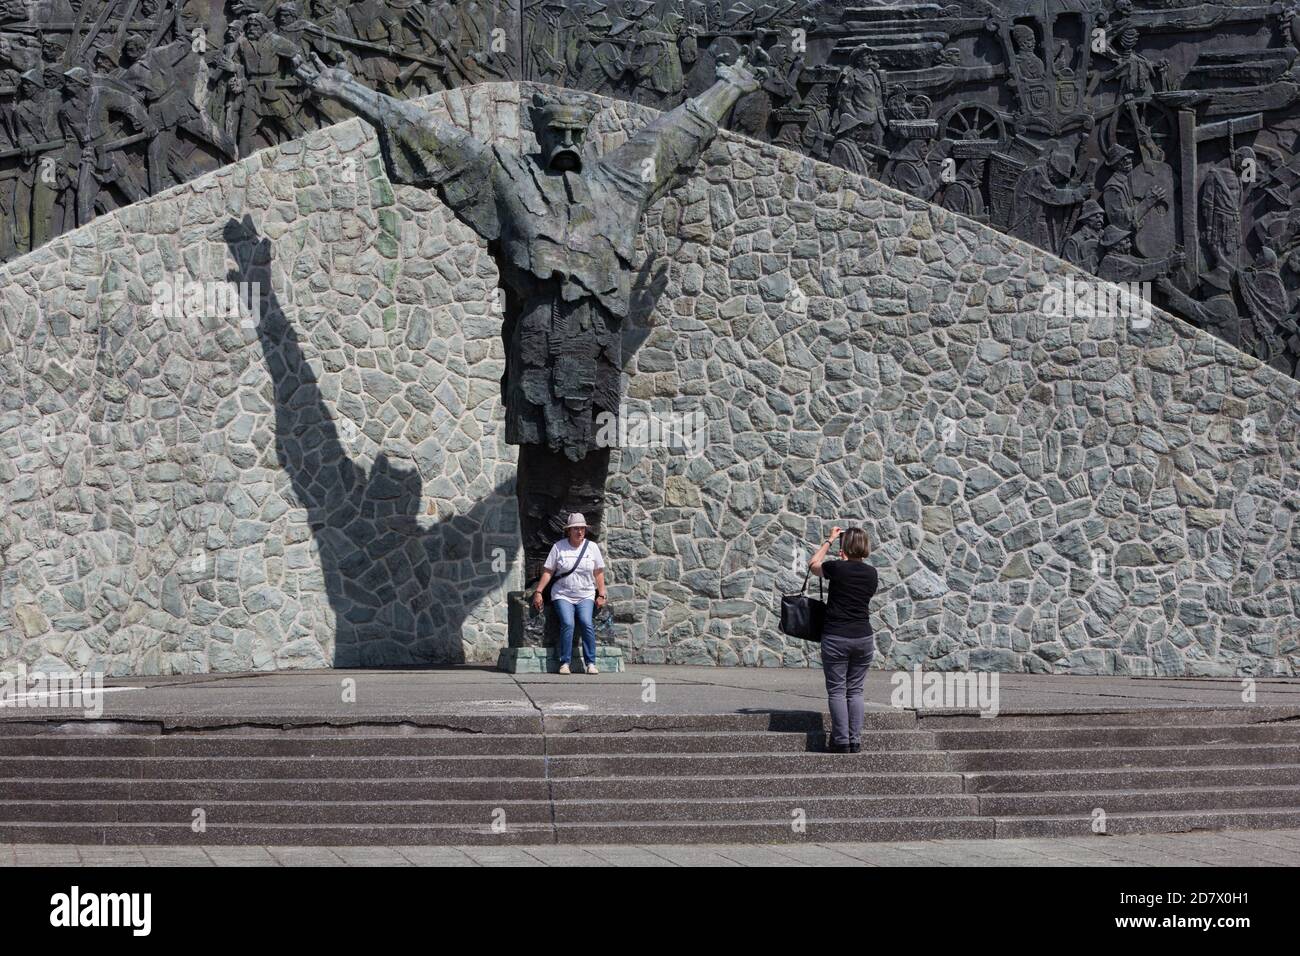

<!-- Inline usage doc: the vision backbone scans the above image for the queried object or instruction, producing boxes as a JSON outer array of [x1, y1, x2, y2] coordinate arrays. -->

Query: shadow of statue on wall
[[223, 215, 516, 667]]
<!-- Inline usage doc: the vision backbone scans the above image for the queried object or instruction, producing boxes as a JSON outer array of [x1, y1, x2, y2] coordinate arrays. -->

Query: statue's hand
[[295, 52, 354, 98], [717, 55, 761, 94]]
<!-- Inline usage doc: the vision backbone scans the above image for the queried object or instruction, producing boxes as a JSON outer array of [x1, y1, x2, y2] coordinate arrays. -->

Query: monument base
[[496, 645, 626, 673], [500, 590, 626, 672]]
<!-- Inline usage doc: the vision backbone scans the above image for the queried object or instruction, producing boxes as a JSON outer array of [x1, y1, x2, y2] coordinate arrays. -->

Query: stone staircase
[[1, 708, 1298, 845]]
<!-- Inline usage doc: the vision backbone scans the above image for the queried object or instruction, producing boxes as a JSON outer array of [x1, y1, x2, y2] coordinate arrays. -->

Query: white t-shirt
[[543, 538, 605, 604]]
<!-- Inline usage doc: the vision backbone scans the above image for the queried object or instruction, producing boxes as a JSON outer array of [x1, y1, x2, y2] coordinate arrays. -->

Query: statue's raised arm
[[595, 57, 761, 215], [294, 54, 502, 240]]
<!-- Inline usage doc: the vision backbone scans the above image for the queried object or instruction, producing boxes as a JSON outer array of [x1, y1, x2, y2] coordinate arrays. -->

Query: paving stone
[[713, 846, 812, 867], [521, 847, 608, 866], [394, 847, 478, 866], [203, 847, 279, 866], [137, 848, 215, 866], [328, 847, 413, 866], [1216, 830, 1300, 856], [586, 848, 678, 867], [266, 847, 345, 867], [458, 848, 546, 867], [769, 844, 869, 866], [638, 846, 744, 867], [1150, 835, 1300, 867], [13, 846, 80, 864], [76, 848, 151, 867], [8, 830, 1300, 865]]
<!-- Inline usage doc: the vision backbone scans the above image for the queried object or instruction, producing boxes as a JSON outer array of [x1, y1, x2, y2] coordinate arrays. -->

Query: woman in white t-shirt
[[530, 512, 607, 675]]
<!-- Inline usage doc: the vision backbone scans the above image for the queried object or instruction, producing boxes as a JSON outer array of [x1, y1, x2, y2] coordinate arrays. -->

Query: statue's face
[[542, 122, 586, 173]]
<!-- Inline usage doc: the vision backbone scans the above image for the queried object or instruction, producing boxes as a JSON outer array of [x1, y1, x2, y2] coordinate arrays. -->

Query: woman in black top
[[810, 526, 879, 753]]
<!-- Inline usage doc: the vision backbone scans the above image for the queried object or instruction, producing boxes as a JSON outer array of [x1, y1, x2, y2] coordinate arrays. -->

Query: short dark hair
[[840, 527, 870, 559]]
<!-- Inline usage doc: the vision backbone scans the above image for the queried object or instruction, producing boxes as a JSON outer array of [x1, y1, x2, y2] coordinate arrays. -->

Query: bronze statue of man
[[294, 53, 760, 586]]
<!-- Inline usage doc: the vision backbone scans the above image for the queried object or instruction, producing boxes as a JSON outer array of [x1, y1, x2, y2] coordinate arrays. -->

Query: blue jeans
[[553, 599, 596, 666]]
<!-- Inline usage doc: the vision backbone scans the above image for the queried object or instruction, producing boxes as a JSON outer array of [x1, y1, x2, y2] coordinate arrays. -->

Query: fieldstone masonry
[[0, 85, 524, 675], [3, 83, 1298, 676]]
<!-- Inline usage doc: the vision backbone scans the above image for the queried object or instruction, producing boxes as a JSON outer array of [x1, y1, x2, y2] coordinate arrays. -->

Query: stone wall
[[0, 86, 524, 675], [587, 94, 1300, 676], [3, 82, 1298, 677]]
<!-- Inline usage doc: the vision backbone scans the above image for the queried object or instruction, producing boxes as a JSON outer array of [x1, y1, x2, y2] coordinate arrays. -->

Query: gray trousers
[[821, 632, 875, 746]]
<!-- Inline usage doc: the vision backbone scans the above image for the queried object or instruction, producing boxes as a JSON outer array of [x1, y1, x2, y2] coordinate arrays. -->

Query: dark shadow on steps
[[224, 214, 515, 667], [735, 708, 830, 750]]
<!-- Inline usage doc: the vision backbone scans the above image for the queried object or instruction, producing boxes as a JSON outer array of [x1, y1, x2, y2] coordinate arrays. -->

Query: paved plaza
[[4, 666, 1297, 726], [4, 828, 1300, 867]]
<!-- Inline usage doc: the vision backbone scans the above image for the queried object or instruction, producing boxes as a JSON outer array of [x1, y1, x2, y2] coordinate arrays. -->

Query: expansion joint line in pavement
[[506, 674, 561, 844]]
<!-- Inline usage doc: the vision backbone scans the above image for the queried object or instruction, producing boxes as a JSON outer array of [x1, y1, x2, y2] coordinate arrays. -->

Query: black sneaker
[[849, 742, 861, 753], [828, 742, 850, 754]]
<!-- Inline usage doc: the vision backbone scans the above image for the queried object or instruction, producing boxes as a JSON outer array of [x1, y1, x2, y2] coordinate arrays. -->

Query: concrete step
[[544, 752, 953, 775], [544, 712, 919, 733], [0, 735, 547, 757], [551, 795, 979, 822], [949, 743, 1300, 771], [12, 745, 1292, 782], [0, 794, 981, 825], [0, 756, 549, 779], [550, 818, 997, 845], [0, 717, 550, 735], [8, 802, 1298, 844], [978, 786, 1300, 816], [0, 711, 919, 736], [0, 731, 927, 757], [542, 730, 935, 754], [0, 778, 554, 802], [993, 807, 1300, 838], [0, 817, 1000, 845], [549, 772, 967, 799], [932, 725, 1300, 750], [0, 771, 967, 801], [962, 764, 1300, 793], [5, 712, 1299, 845], [0, 800, 555, 825], [918, 708, 1300, 729], [2, 725, 1290, 757], [0, 822, 556, 846]]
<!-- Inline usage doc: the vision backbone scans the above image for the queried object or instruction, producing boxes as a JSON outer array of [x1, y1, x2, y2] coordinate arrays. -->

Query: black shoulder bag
[[542, 539, 590, 604], [780, 569, 826, 642]]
